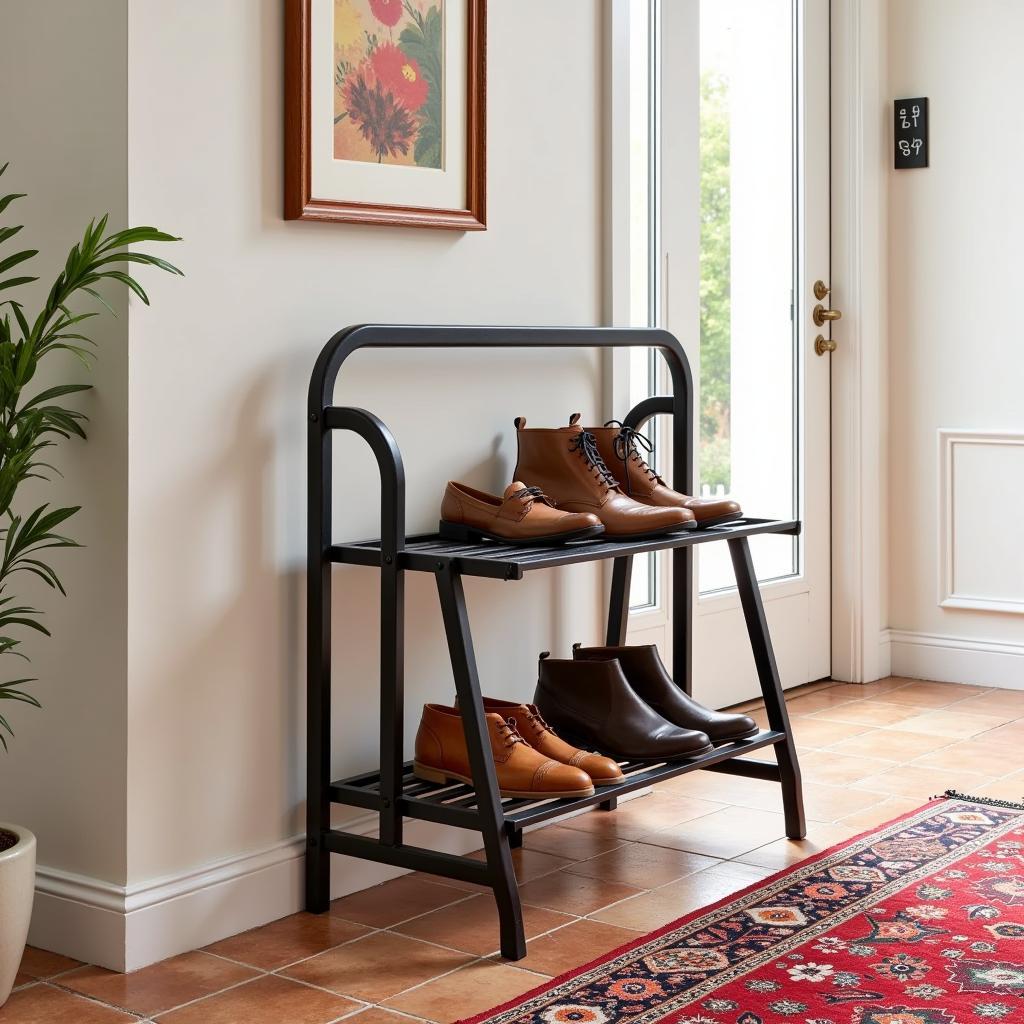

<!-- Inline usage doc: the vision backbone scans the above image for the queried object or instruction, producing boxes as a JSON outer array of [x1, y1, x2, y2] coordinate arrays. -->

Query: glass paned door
[[644, 0, 832, 704], [697, 0, 799, 594]]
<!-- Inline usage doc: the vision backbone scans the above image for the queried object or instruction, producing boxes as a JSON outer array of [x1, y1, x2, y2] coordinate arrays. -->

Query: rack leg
[[728, 537, 806, 840], [606, 556, 633, 645], [599, 796, 618, 812], [306, 441, 332, 913], [436, 566, 526, 961]]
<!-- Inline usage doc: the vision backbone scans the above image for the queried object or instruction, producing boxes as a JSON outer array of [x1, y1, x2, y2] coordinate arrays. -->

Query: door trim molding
[[829, 0, 890, 682]]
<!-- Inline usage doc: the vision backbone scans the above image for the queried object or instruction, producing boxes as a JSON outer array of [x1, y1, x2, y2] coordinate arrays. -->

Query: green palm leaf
[[0, 159, 181, 747]]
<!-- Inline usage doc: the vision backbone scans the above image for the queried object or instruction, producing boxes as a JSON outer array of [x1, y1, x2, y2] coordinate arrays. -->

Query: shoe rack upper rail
[[310, 325, 695, 558]]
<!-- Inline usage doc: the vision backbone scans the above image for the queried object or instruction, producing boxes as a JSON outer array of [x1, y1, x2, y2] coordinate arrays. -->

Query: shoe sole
[[694, 511, 744, 530], [711, 725, 762, 744], [438, 520, 606, 546], [560, 734, 715, 762], [412, 762, 596, 799], [603, 521, 699, 542]]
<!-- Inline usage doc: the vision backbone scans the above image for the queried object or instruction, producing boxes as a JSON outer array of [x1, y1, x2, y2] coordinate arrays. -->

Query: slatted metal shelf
[[331, 729, 787, 834], [331, 517, 801, 580]]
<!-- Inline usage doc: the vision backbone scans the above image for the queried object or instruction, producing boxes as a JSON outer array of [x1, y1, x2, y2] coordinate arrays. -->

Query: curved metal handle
[[813, 304, 842, 327]]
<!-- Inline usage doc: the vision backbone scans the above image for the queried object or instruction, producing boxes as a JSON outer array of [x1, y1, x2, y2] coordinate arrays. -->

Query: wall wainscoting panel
[[885, 628, 1024, 690], [939, 430, 1024, 614]]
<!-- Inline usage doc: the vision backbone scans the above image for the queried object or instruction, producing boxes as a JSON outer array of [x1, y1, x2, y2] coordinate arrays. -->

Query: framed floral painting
[[285, 0, 486, 229]]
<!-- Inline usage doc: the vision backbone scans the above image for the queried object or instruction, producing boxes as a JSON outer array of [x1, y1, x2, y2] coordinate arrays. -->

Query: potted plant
[[0, 161, 180, 1004]]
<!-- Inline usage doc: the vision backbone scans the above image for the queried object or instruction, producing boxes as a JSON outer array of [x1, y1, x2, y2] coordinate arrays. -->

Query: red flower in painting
[[371, 42, 429, 111], [369, 0, 404, 27], [342, 62, 416, 161]]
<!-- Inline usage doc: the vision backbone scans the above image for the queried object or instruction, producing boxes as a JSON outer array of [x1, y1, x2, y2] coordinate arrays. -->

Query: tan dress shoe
[[512, 416, 695, 540], [440, 481, 603, 545], [474, 698, 624, 786], [588, 421, 743, 529], [413, 704, 595, 799]]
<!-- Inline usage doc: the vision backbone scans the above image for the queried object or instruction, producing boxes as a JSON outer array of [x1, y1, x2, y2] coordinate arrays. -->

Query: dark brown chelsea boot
[[534, 655, 713, 761], [512, 415, 695, 540], [572, 643, 759, 744], [587, 421, 743, 529]]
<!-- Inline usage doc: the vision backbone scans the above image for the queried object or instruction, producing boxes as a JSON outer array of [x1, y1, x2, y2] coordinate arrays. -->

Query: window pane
[[698, 0, 798, 593]]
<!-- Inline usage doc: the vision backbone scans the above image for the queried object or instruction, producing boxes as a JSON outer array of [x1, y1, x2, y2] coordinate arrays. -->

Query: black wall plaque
[[894, 97, 929, 169]]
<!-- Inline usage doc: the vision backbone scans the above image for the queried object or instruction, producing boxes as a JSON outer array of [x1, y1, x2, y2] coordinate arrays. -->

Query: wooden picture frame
[[284, 0, 486, 230]]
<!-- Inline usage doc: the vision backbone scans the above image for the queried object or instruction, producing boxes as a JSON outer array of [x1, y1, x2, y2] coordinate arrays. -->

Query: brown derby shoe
[[473, 697, 624, 786], [413, 703, 595, 799], [512, 415, 695, 540], [440, 481, 604, 545], [588, 421, 743, 529], [534, 655, 714, 762], [572, 643, 760, 744]]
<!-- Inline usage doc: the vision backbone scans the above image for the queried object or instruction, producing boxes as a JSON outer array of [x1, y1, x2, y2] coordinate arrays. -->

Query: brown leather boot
[[413, 704, 595, 798], [572, 643, 759, 743], [472, 697, 624, 785], [534, 656, 714, 761], [513, 416, 695, 540], [588, 421, 742, 529], [439, 481, 604, 545]]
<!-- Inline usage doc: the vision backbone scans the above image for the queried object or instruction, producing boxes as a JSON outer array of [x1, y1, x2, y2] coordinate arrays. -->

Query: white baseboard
[[885, 628, 1024, 690], [30, 812, 469, 971], [29, 791, 651, 972]]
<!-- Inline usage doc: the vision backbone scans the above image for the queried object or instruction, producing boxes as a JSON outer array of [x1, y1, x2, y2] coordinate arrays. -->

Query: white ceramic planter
[[0, 823, 35, 1007]]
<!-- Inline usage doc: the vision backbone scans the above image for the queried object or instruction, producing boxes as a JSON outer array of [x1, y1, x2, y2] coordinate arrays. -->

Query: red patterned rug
[[459, 792, 1024, 1024]]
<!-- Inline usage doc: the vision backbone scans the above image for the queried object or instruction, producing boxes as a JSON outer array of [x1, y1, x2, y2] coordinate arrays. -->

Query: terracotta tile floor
[[7, 676, 1024, 1024]]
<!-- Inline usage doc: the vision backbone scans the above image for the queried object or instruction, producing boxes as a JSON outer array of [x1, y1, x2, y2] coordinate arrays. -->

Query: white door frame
[[829, 0, 890, 682], [604, 0, 890, 685]]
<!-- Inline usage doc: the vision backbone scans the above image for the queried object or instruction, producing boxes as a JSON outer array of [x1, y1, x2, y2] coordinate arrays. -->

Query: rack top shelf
[[330, 517, 800, 580]]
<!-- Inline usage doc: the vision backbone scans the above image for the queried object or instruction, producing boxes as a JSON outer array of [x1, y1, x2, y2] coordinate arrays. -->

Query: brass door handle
[[813, 304, 842, 327], [815, 335, 837, 356]]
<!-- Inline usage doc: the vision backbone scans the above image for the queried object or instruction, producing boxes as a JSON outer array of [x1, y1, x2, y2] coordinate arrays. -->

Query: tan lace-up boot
[[587, 420, 743, 529], [512, 415, 694, 539]]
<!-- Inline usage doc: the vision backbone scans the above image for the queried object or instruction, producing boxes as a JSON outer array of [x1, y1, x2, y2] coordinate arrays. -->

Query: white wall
[[0, 0, 609, 971], [886, 0, 1024, 687], [0, 0, 130, 895], [118, 0, 607, 966]]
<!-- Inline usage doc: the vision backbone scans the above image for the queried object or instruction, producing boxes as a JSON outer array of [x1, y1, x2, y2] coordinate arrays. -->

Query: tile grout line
[[37, 981, 151, 1021]]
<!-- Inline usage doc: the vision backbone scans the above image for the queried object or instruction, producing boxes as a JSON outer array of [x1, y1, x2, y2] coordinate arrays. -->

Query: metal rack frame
[[307, 325, 805, 960]]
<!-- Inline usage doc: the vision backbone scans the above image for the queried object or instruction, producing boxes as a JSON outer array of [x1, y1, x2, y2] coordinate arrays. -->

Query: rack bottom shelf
[[331, 729, 787, 836]]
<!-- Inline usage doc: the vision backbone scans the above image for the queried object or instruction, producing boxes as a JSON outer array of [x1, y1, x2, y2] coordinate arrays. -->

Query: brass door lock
[[814, 335, 837, 356]]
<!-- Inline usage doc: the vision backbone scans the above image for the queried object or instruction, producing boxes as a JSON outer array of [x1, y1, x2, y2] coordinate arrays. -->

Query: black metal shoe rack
[[307, 325, 806, 960]]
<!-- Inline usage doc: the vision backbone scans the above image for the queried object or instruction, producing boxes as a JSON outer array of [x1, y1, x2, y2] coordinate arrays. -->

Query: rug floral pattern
[[459, 798, 1024, 1024]]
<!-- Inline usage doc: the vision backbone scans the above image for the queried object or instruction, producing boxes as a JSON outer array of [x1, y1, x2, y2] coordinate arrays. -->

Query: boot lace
[[606, 420, 661, 494], [499, 718, 528, 750], [568, 431, 620, 490], [525, 707, 557, 736]]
